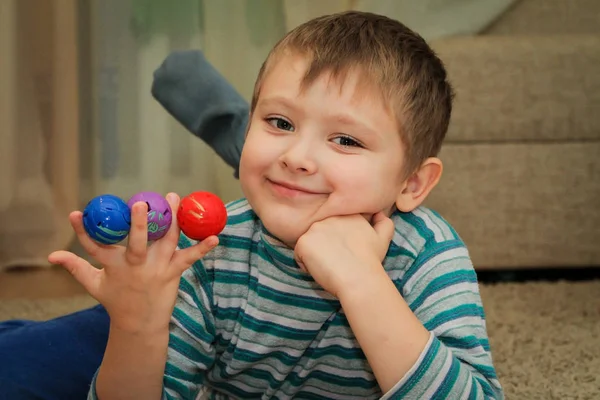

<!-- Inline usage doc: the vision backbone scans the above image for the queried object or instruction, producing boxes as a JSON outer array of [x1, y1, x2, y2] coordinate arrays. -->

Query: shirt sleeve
[[162, 236, 218, 399], [381, 240, 504, 400], [86, 235, 217, 400]]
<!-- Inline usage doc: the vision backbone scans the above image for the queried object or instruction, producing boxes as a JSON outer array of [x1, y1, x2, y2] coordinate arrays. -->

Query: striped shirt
[[90, 198, 503, 399]]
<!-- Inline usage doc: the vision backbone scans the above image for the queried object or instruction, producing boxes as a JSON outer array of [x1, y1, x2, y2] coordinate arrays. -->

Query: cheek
[[327, 162, 389, 207], [241, 131, 274, 171]]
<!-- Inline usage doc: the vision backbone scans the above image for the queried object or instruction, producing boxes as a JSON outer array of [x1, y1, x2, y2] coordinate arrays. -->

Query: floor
[[0, 266, 87, 300]]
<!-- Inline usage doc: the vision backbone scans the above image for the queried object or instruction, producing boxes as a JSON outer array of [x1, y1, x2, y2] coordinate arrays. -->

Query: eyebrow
[[330, 113, 378, 136], [257, 96, 298, 111]]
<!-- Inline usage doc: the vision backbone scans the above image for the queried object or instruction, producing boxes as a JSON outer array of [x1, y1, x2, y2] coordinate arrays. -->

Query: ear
[[396, 157, 443, 212]]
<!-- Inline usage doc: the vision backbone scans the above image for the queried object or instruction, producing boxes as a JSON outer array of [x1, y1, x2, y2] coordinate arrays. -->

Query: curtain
[[0, 0, 519, 270], [0, 0, 79, 270]]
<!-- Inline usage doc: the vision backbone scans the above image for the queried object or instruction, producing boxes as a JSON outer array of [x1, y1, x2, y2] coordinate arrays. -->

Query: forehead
[[259, 53, 394, 116]]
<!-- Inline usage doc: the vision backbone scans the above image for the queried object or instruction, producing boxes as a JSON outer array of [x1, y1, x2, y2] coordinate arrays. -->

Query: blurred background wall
[[0, 0, 518, 269], [7, 0, 597, 271]]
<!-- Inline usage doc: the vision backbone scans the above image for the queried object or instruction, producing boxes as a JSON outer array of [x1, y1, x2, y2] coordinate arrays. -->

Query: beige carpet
[[1, 280, 599, 399]]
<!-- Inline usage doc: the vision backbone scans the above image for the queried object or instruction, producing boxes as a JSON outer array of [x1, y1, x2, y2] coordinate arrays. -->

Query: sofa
[[424, 0, 600, 270]]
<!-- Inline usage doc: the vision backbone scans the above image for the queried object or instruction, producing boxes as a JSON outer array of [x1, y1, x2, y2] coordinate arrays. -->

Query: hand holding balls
[[82, 191, 227, 245]]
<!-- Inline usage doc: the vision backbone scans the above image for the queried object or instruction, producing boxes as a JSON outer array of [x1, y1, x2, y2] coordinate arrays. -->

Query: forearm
[[95, 326, 169, 400], [340, 263, 503, 399], [339, 269, 430, 393]]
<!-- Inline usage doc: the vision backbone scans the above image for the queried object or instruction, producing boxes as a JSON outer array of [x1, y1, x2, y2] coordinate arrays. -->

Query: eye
[[332, 135, 362, 148], [266, 117, 294, 132]]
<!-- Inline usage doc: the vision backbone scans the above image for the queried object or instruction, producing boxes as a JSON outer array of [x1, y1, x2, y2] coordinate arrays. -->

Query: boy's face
[[239, 54, 407, 246]]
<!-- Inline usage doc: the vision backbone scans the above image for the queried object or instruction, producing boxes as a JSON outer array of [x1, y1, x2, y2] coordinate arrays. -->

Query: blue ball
[[82, 194, 131, 245]]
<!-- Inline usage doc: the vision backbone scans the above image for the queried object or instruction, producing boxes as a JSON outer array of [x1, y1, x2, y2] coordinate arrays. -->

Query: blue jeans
[[0, 305, 109, 399]]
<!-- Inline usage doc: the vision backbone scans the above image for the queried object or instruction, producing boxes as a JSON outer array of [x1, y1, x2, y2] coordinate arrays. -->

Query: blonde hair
[[251, 11, 454, 176]]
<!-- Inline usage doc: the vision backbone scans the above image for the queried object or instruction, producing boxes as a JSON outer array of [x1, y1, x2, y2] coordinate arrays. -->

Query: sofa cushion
[[431, 35, 600, 142], [425, 142, 600, 268]]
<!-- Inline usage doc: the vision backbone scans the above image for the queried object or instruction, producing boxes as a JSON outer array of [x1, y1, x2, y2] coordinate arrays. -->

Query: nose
[[278, 137, 318, 174]]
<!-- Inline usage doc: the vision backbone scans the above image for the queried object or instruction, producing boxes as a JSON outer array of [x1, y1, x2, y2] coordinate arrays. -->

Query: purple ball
[[127, 191, 172, 241]]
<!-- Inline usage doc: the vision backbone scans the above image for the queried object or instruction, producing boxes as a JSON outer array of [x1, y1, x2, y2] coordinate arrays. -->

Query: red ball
[[177, 191, 227, 241]]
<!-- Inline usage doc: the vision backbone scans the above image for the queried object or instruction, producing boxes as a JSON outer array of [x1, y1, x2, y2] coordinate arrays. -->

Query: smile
[[267, 179, 323, 197]]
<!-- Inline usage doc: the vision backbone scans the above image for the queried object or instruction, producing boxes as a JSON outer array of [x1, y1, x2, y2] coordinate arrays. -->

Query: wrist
[[108, 303, 175, 336], [109, 321, 170, 343], [337, 266, 391, 306]]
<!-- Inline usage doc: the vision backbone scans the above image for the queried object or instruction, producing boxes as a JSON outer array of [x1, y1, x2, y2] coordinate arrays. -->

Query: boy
[[49, 11, 503, 399]]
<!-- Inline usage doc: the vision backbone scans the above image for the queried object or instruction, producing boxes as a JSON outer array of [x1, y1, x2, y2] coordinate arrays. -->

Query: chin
[[266, 220, 305, 246], [258, 211, 309, 247]]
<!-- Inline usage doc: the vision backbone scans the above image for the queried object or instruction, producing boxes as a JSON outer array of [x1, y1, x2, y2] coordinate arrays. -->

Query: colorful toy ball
[[177, 191, 227, 241], [82, 194, 131, 245], [127, 191, 172, 241]]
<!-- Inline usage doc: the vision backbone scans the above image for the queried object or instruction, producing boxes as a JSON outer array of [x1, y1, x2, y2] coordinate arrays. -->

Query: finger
[[48, 250, 102, 298], [153, 193, 181, 259], [293, 237, 309, 273], [162, 193, 181, 244], [372, 212, 395, 243], [171, 235, 219, 274], [293, 254, 308, 273], [125, 201, 148, 265], [298, 262, 308, 273], [70, 211, 113, 261]]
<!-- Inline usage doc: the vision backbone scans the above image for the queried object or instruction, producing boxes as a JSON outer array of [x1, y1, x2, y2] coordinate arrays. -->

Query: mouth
[[267, 179, 323, 197]]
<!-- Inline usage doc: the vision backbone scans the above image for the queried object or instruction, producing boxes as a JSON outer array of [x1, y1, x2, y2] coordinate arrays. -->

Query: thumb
[[48, 251, 101, 297], [170, 236, 220, 275], [293, 252, 308, 273], [371, 211, 394, 244]]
